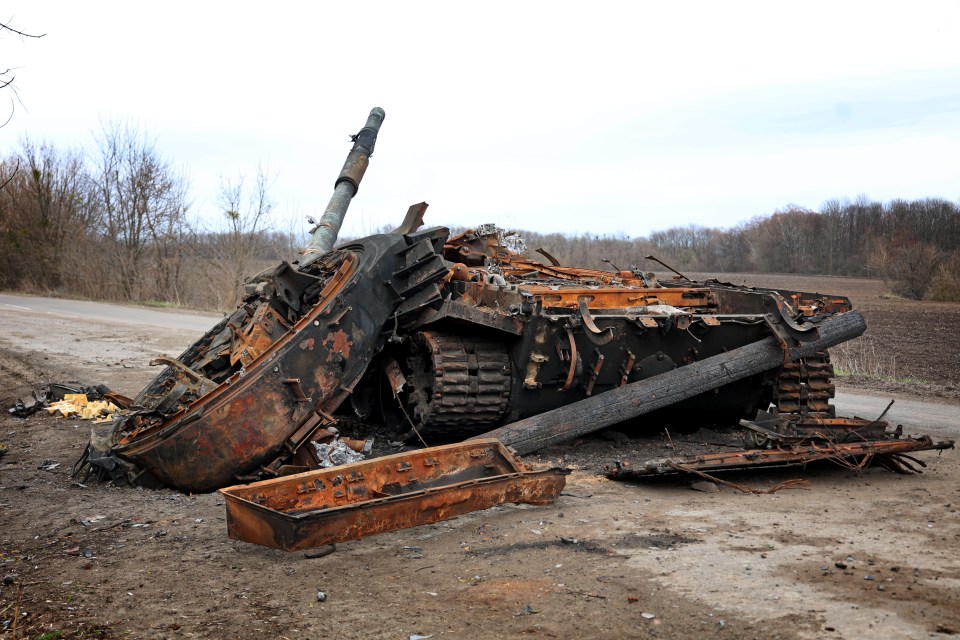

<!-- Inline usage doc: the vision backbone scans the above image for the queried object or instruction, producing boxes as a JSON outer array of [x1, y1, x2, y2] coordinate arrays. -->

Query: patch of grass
[[37, 631, 65, 640], [139, 300, 183, 309], [831, 336, 898, 380], [138, 299, 224, 314]]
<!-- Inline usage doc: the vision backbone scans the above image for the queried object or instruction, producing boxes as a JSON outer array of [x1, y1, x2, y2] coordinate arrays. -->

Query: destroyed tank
[[78, 108, 867, 493]]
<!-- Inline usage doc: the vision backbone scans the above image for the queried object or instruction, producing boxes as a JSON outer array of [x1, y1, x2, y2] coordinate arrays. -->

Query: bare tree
[[207, 165, 275, 309], [0, 140, 93, 292], [91, 121, 190, 301], [0, 19, 45, 130], [144, 184, 193, 304], [0, 19, 45, 194]]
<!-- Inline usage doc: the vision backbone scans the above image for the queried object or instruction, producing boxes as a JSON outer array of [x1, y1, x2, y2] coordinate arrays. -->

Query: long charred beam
[[476, 310, 867, 455], [301, 107, 385, 266]]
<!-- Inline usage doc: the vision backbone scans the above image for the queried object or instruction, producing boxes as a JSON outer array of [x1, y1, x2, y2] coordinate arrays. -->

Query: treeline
[[0, 129, 299, 310], [2, 131, 959, 310], [522, 198, 960, 301]]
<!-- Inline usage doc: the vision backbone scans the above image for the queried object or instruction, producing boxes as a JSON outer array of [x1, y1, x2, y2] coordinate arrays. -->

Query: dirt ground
[[1, 275, 959, 640]]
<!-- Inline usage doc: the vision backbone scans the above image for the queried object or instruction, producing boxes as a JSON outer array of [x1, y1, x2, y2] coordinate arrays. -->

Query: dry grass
[[830, 335, 902, 381]]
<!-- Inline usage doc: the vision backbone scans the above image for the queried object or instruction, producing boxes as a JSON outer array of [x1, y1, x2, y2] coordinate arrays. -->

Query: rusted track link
[[773, 351, 836, 417], [411, 332, 512, 438]]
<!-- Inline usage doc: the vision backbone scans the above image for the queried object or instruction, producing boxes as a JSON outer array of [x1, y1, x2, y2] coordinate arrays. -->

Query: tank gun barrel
[[301, 107, 385, 266]]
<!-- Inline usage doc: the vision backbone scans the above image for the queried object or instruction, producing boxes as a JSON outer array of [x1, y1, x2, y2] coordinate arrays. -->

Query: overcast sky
[[3, 1, 959, 239]]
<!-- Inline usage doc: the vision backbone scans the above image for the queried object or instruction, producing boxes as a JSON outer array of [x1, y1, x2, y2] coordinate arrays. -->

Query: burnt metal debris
[[220, 439, 568, 551], [8, 381, 125, 418], [606, 434, 954, 480], [67, 107, 953, 547], [605, 407, 955, 484]]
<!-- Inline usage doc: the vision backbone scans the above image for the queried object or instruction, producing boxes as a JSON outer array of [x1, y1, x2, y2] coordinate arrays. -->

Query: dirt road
[[1, 295, 958, 639]]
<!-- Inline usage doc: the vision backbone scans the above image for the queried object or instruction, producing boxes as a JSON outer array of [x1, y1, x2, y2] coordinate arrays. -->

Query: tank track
[[401, 331, 512, 440], [772, 350, 836, 418], [396, 339, 835, 437]]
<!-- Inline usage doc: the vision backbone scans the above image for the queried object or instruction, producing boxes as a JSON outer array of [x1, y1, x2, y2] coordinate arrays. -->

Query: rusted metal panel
[[102, 227, 454, 492], [605, 436, 955, 478], [523, 287, 717, 310], [220, 439, 568, 551], [110, 253, 366, 491]]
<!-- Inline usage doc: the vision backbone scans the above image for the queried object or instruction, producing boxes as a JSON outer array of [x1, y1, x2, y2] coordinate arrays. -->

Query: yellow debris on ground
[[46, 394, 120, 421], [63, 393, 88, 405]]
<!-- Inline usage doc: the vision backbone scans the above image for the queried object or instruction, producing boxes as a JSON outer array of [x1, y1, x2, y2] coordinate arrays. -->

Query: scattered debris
[[400, 546, 425, 560], [303, 545, 336, 559], [314, 439, 366, 468], [690, 481, 719, 493], [7, 381, 122, 419], [316, 591, 327, 603], [605, 433, 954, 486], [7, 389, 42, 418], [46, 394, 119, 422]]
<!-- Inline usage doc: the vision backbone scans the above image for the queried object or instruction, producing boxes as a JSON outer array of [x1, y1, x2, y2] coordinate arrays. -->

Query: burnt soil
[[1, 275, 959, 640]]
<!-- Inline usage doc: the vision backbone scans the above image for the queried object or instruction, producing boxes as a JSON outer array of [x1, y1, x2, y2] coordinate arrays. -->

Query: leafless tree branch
[[0, 17, 41, 128], [0, 100, 15, 128], [0, 156, 19, 191], [0, 19, 45, 38]]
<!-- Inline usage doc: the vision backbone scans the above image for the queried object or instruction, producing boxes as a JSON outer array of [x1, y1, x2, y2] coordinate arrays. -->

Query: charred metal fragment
[[8, 381, 115, 418], [605, 434, 955, 479]]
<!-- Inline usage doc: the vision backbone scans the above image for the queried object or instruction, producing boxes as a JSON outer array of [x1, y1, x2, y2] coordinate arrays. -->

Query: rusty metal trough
[[220, 439, 568, 551]]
